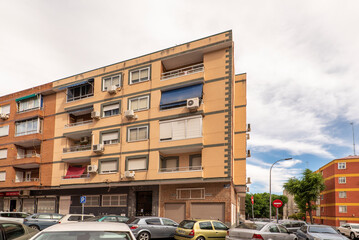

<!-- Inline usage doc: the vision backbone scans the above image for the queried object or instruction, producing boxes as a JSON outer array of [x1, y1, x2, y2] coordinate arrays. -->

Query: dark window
[[199, 222, 213, 230], [68, 216, 81, 221], [162, 218, 177, 226], [212, 221, 228, 230], [278, 225, 289, 233], [160, 84, 203, 110], [179, 220, 195, 229], [269, 225, 280, 233], [67, 80, 94, 102], [127, 217, 140, 224], [2, 223, 25, 240], [292, 222, 302, 227], [145, 218, 162, 225]]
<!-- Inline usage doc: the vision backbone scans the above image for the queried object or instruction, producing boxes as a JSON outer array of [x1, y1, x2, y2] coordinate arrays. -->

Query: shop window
[[102, 194, 127, 207]]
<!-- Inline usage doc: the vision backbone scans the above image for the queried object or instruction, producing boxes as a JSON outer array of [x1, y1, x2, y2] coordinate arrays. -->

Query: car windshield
[[32, 231, 131, 240], [235, 223, 265, 230], [309, 226, 337, 234], [351, 225, 359, 229], [179, 220, 196, 229]]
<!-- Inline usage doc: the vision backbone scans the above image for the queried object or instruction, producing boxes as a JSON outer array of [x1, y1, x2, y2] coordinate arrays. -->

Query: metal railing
[[15, 178, 40, 183], [17, 153, 41, 159], [15, 130, 40, 137], [159, 166, 203, 172], [63, 144, 91, 153], [161, 63, 204, 80], [62, 174, 90, 179], [65, 120, 93, 128], [17, 106, 42, 114]]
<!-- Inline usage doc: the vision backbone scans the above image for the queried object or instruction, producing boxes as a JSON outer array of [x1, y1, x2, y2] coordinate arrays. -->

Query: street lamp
[[269, 158, 292, 220]]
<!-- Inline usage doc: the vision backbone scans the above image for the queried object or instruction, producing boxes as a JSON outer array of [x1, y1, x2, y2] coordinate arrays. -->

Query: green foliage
[[245, 193, 288, 219], [288, 212, 306, 220], [283, 168, 325, 224]]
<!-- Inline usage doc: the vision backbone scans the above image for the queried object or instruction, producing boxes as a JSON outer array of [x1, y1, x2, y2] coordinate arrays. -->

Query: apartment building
[[0, 30, 248, 225], [314, 156, 359, 226]]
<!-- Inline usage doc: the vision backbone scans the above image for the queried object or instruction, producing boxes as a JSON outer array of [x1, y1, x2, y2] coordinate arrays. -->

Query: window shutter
[[128, 158, 146, 170], [0, 125, 9, 137], [160, 122, 172, 140], [103, 103, 119, 112], [172, 120, 186, 140], [1, 105, 10, 114], [140, 68, 149, 80], [166, 159, 177, 169], [0, 172, 5, 181], [191, 156, 201, 166], [130, 99, 138, 110], [138, 97, 148, 109], [102, 132, 118, 142], [101, 161, 117, 173], [186, 117, 202, 138], [0, 149, 7, 159]]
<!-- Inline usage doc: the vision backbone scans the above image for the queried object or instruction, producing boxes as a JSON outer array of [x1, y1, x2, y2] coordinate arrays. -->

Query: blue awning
[[58, 80, 89, 90], [160, 84, 203, 109]]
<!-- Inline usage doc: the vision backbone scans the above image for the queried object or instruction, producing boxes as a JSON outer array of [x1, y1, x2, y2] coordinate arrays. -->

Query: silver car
[[127, 216, 178, 240], [338, 223, 359, 239], [296, 225, 348, 240], [226, 221, 297, 240]]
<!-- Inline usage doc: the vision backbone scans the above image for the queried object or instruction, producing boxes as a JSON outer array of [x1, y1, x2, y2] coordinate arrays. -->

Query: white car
[[0, 212, 31, 223], [58, 213, 94, 223], [338, 223, 359, 239], [29, 222, 136, 240]]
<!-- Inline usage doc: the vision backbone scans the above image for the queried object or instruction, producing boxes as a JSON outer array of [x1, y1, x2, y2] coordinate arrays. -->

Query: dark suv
[[24, 213, 63, 230]]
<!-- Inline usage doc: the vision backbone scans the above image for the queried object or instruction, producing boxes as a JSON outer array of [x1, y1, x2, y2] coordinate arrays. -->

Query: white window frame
[[160, 116, 202, 141], [102, 194, 127, 207], [0, 104, 10, 115], [129, 95, 150, 112], [127, 125, 148, 142], [102, 74, 122, 91], [338, 177, 346, 184], [66, 80, 94, 103], [15, 118, 42, 136], [339, 206, 347, 213], [84, 195, 100, 207], [102, 103, 120, 118], [338, 162, 346, 169], [176, 188, 205, 200], [17, 96, 41, 113], [101, 131, 119, 145], [0, 125, 9, 137], [127, 157, 147, 171], [0, 149, 8, 159], [339, 191, 347, 198], [0, 172, 5, 181], [129, 67, 150, 84]]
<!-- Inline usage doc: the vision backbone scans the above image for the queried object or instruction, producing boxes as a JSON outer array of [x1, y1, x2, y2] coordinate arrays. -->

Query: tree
[[283, 168, 325, 224], [245, 193, 288, 219]]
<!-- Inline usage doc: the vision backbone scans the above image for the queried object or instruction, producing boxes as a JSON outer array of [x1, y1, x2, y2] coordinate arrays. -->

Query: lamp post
[[269, 158, 292, 220]]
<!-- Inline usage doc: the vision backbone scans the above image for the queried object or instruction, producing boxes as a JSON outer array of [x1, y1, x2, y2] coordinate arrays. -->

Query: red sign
[[251, 196, 254, 204], [272, 199, 283, 208], [0, 192, 20, 197]]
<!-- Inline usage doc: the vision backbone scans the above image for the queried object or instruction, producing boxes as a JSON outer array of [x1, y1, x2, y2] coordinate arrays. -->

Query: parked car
[[29, 222, 135, 240], [84, 215, 129, 223], [0, 212, 31, 224], [127, 216, 178, 240], [296, 225, 348, 240], [23, 213, 63, 230], [338, 223, 359, 239], [58, 213, 94, 223], [279, 220, 307, 233], [226, 221, 296, 240], [0, 220, 38, 239], [175, 219, 229, 240]]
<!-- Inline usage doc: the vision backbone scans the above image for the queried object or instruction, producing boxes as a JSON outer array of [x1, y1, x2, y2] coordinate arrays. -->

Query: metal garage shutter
[[164, 203, 185, 224], [190, 203, 225, 222]]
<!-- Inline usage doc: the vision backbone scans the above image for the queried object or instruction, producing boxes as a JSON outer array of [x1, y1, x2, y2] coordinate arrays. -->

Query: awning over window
[[160, 84, 203, 109], [64, 166, 86, 179], [58, 80, 89, 90], [15, 94, 37, 102], [67, 107, 93, 115]]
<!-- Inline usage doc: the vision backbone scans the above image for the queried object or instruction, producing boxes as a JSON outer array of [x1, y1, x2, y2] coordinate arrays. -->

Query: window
[[0, 104, 10, 115], [269, 225, 280, 233], [0, 172, 5, 181], [176, 188, 205, 200], [102, 194, 127, 207], [128, 125, 148, 142], [190, 154, 202, 170], [339, 177, 346, 184], [84, 196, 100, 207], [127, 156, 147, 171], [103, 74, 121, 91], [162, 218, 177, 226], [338, 162, 346, 169], [212, 221, 228, 230], [160, 84, 203, 110], [199, 222, 213, 230], [145, 218, 161, 225], [67, 80, 94, 102], [339, 191, 347, 198], [278, 225, 289, 233], [2, 223, 25, 239], [129, 66, 150, 84], [0, 149, 7, 159], [0, 125, 9, 137], [15, 118, 41, 136], [129, 95, 149, 112], [101, 131, 119, 145], [339, 206, 347, 213], [160, 157, 179, 172], [321, 194, 324, 200], [17, 95, 41, 112], [102, 103, 120, 117], [100, 159, 118, 174], [160, 116, 202, 141]]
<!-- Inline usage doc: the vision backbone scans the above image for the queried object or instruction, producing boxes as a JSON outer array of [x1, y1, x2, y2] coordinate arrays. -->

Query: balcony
[[161, 63, 204, 80], [65, 120, 93, 128], [63, 144, 91, 153], [13, 155, 41, 169], [62, 174, 90, 180], [159, 166, 203, 173], [15, 178, 39, 183], [17, 153, 40, 159]]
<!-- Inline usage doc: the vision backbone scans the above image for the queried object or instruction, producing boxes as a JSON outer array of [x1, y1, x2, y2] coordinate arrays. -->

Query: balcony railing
[[15, 130, 40, 137], [159, 166, 203, 173], [62, 174, 90, 179], [63, 144, 91, 153], [17, 153, 41, 159], [161, 63, 204, 80], [65, 120, 93, 128], [15, 178, 39, 183], [17, 106, 42, 114]]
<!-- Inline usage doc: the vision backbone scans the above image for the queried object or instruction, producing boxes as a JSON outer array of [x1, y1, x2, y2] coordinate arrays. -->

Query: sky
[[1, 0, 358, 194]]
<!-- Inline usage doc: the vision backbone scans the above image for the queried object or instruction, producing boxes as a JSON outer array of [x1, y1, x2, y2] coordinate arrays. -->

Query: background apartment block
[[0, 30, 248, 225], [314, 156, 359, 226]]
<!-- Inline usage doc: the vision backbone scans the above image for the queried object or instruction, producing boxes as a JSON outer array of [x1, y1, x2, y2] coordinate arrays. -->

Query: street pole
[[252, 202, 254, 219], [269, 158, 292, 220]]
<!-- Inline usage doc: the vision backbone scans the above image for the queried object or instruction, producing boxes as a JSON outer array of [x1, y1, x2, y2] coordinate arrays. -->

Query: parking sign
[[80, 196, 86, 204]]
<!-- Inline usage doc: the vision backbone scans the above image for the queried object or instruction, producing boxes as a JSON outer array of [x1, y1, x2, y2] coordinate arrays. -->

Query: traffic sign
[[80, 196, 86, 204], [251, 196, 254, 205], [272, 199, 283, 208]]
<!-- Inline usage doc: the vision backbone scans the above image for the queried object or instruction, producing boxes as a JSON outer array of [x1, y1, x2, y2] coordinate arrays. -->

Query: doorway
[[10, 200, 17, 212], [136, 191, 152, 216]]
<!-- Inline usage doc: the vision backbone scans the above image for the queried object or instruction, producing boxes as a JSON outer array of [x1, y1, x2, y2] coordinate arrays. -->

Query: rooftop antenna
[[351, 122, 356, 156]]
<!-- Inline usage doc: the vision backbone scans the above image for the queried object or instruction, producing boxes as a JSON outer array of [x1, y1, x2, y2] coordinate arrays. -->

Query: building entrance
[[136, 191, 152, 216], [10, 200, 17, 212]]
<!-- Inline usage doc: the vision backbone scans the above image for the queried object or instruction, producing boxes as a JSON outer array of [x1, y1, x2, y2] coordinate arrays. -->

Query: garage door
[[164, 203, 185, 224], [190, 203, 225, 222]]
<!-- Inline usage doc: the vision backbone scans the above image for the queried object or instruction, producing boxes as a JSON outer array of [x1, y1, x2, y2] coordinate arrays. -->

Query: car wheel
[[196, 237, 205, 240], [351, 233, 356, 240], [137, 232, 151, 240], [29, 225, 40, 230]]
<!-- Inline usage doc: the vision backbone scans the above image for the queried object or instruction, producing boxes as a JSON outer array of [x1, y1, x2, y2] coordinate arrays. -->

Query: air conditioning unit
[[0, 113, 9, 120], [124, 171, 135, 178], [92, 144, 104, 153], [91, 111, 101, 119], [80, 136, 89, 144], [186, 97, 200, 111], [107, 85, 118, 94], [87, 165, 98, 173], [124, 110, 135, 119]]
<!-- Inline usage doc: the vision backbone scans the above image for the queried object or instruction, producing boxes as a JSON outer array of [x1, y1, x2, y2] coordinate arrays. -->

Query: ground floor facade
[[0, 182, 245, 226]]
